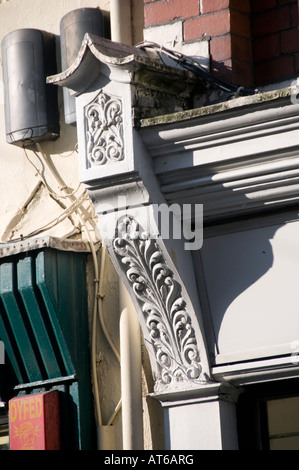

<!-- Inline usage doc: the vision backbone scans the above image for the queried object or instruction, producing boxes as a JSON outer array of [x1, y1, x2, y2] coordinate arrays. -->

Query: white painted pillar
[[158, 384, 240, 450]]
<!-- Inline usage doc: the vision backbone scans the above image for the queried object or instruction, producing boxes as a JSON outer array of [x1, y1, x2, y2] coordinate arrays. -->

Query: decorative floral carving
[[85, 90, 124, 166], [113, 216, 203, 390]]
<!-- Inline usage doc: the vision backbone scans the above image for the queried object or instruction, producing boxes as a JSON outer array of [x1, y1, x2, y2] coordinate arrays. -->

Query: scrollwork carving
[[85, 90, 124, 166], [113, 216, 204, 391]]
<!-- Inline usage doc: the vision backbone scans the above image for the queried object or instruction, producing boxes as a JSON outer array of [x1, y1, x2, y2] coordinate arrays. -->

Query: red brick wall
[[144, 0, 253, 86], [144, 0, 299, 88], [252, 0, 299, 84]]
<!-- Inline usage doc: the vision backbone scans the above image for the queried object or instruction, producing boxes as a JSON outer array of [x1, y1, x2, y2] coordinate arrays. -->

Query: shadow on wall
[[197, 205, 299, 360]]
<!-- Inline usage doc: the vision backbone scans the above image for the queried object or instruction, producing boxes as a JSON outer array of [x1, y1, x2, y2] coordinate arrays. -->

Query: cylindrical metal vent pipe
[[110, 0, 132, 45], [119, 282, 144, 450], [1, 29, 59, 146], [59, 8, 103, 124]]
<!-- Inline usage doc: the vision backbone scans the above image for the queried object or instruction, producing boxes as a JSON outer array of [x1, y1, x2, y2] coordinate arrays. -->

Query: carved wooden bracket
[[47, 34, 212, 393], [113, 216, 208, 391]]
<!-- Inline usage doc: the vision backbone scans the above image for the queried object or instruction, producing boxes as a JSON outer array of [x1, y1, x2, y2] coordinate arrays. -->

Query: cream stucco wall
[[0, 0, 110, 243], [0, 0, 143, 243]]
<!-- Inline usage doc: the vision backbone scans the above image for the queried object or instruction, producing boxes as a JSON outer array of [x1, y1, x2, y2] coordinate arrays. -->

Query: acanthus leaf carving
[[113, 216, 205, 391], [85, 90, 124, 167]]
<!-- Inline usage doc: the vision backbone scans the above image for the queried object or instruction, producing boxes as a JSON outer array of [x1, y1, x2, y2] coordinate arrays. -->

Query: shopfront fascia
[[48, 34, 299, 450]]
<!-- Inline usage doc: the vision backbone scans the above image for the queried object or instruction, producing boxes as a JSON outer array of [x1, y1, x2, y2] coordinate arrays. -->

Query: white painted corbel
[[47, 35, 212, 393]]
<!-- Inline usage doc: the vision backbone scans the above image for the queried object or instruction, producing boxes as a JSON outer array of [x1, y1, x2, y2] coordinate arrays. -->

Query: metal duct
[[60, 8, 103, 125], [1, 29, 59, 146]]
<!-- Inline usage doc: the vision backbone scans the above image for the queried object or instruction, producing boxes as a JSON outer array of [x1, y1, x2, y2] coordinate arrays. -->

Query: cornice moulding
[[47, 34, 198, 121], [139, 89, 299, 221], [140, 89, 299, 161]]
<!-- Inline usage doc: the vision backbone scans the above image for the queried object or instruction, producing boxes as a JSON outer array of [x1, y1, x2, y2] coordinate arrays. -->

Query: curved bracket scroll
[[113, 215, 209, 392]]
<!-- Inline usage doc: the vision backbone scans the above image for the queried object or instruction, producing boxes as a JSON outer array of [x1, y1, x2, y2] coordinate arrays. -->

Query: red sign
[[9, 391, 60, 450]]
